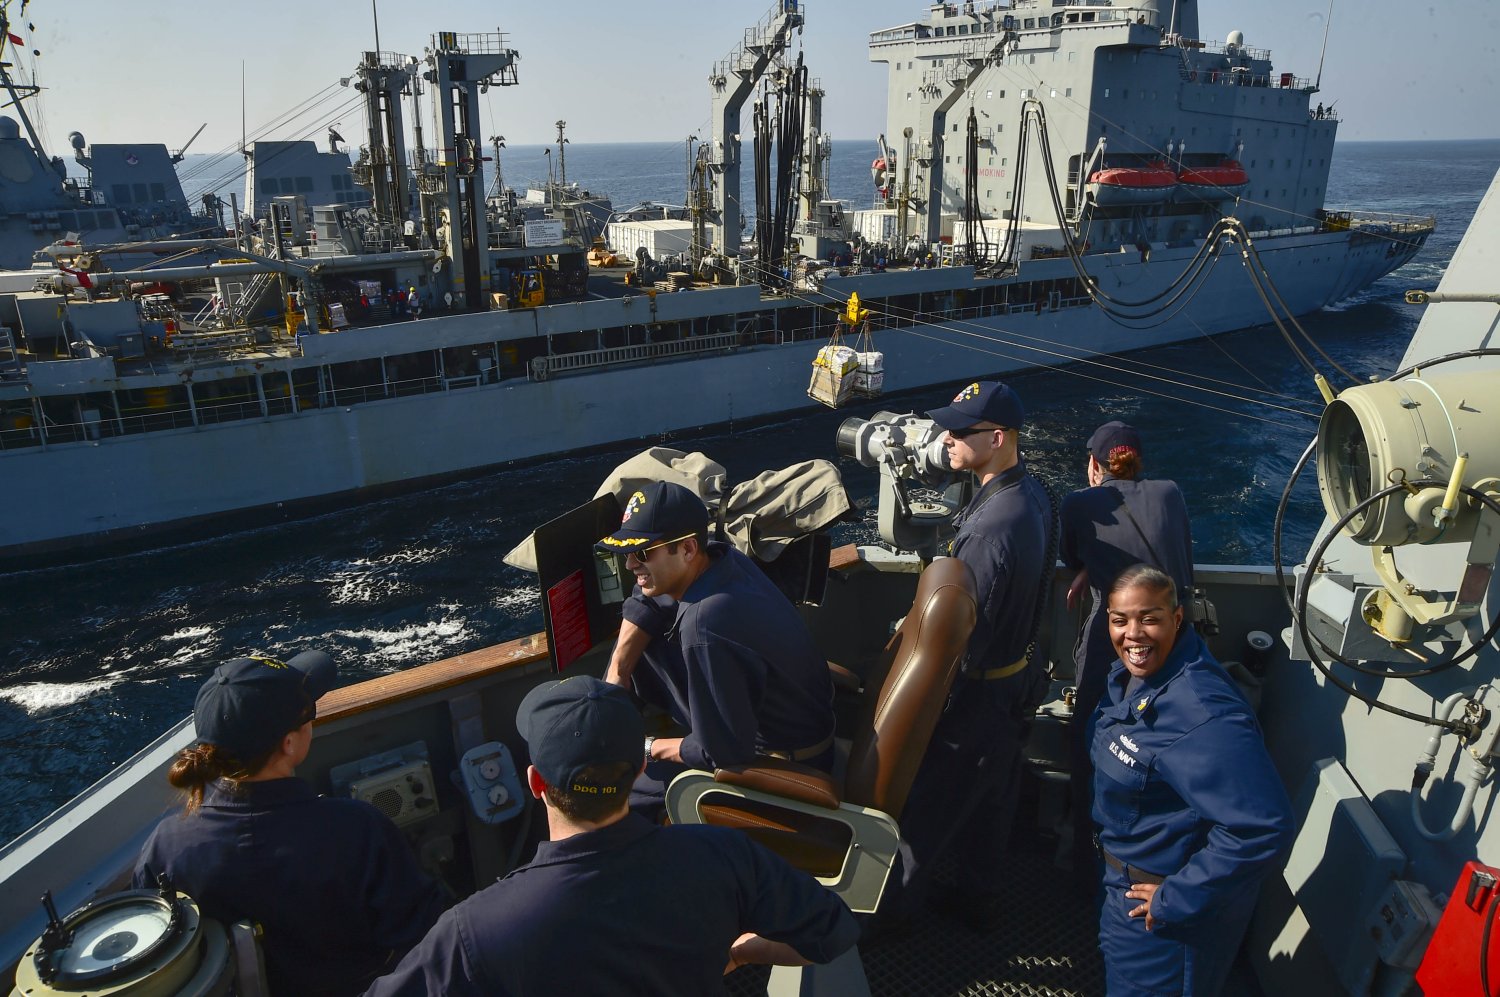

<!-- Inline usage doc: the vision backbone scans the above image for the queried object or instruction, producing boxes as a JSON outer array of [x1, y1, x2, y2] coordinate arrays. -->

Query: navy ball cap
[[596, 481, 709, 554], [517, 676, 644, 794], [927, 380, 1025, 431], [193, 650, 336, 762]]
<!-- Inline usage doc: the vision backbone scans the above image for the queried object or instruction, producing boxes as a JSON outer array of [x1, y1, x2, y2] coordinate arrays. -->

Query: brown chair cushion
[[843, 557, 977, 819], [698, 797, 854, 879], [714, 758, 841, 810], [826, 661, 863, 694]]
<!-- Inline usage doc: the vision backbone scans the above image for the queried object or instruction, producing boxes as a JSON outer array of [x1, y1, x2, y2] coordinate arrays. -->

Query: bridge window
[[296, 176, 315, 192], [150, 183, 166, 201], [133, 183, 149, 201], [111, 184, 132, 204]]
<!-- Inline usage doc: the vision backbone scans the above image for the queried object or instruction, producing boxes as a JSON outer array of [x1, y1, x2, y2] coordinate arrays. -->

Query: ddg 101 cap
[[596, 481, 710, 554], [193, 650, 337, 761], [926, 380, 1026, 431], [1088, 421, 1143, 464], [517, 676, 645, 794]]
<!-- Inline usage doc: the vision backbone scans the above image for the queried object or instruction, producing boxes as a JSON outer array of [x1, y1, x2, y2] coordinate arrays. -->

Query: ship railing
[[530, 332, 741, 381], [1335, 210, 1437, 235], [432, 31, 513, 56], [360, 50, 411, 71], [1192, 40, 1272, 61]]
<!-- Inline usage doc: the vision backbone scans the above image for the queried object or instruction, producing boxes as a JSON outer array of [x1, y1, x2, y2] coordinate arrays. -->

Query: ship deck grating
[[726, 843, 1106, 997]]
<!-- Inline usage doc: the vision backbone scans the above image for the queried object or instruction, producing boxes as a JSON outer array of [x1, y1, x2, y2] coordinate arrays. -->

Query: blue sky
[[11, 0, 1497, 157]]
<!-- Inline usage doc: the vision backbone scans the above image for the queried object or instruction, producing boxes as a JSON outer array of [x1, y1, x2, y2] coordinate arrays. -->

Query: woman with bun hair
[[133, 651, 445, 997]]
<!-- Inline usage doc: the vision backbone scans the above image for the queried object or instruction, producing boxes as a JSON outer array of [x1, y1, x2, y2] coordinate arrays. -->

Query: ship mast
[[0, 7, 52, 171]]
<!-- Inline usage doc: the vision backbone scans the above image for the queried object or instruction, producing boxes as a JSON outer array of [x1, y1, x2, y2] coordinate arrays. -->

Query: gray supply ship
[[0, 0, 1433, 564], [0, 160, 1493, 996]]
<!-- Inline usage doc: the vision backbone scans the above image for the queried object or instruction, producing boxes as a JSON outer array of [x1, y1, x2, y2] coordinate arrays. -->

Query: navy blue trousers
[[877, 667, 1046, 924], [1098, 863, 1257, 996]]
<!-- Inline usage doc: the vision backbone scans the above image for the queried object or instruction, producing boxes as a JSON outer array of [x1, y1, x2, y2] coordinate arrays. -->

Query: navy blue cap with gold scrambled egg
[[595, 481, 709, 553]]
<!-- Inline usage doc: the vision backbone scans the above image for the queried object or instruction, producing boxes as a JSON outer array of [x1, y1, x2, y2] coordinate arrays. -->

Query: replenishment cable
[[779, 284, 1325, 420]]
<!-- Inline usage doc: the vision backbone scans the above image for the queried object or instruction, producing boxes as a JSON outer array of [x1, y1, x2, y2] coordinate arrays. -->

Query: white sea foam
[[162, 626, 214, 642], [330, 609, 475, 669], [0, 677, 120, 714]]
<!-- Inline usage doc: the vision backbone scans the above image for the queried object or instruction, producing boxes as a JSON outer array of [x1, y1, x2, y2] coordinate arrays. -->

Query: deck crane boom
[[707, 1, 804, 258]]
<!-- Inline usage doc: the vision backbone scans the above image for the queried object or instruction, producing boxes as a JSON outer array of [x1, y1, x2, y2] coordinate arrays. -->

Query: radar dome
[[68, 131, 87, 151], [0, 116, 19, 140], [1226, 29, 1244, 50]]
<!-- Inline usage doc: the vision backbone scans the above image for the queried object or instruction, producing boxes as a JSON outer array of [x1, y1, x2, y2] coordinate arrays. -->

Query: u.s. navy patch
[[954, 382, 981, 402]]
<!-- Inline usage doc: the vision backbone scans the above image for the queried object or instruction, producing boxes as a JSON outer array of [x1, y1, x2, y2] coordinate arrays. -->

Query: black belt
[[1099, 845, 1166, 886]]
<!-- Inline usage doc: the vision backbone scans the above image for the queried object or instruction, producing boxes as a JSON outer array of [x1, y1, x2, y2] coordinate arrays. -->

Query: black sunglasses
[[947, 425, 1004, 440]]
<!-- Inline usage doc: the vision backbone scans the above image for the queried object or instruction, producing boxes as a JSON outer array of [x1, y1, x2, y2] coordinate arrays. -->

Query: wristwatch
[[643, 735, 656, 761]]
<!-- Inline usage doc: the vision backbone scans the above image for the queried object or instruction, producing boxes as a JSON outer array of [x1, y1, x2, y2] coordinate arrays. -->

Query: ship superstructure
[[0, 3, 1434, 563], [862, 0, 1337, 257]]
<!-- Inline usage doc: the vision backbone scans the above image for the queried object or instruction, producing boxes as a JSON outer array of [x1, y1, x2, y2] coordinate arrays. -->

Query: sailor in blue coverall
[[1091, 565, 1293, 995], [873, 380, 1053, 930], [596, 481, 835, 817]]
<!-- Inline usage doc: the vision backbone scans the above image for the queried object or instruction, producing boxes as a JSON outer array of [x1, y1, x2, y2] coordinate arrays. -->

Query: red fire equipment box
[[1416, 862, 1500, 995]]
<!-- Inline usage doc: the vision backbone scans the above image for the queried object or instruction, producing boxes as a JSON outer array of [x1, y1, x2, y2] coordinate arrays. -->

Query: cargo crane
[[706, 1, 804, 260]]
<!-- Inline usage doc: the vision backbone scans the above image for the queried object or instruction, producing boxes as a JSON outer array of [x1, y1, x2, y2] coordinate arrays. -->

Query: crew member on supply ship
[[1060, 420, 1194, 884], [1092, 565, 1293, 996], [134, 651, 446, 997], [364, 676, 858, 996], [596, 481, 835, 819], [874, 380, 1055, 934]]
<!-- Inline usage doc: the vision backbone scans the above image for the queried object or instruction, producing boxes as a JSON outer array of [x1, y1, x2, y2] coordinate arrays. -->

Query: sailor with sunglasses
[[871, 380, 1055, 934], [596, 482, 836, 820]]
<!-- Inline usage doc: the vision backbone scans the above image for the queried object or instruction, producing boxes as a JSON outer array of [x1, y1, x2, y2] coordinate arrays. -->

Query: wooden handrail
[[315, 633, 551, 725]]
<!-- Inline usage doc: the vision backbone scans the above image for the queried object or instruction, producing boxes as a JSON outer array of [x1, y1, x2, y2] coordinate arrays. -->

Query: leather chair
[[664, 555, 978, 914]]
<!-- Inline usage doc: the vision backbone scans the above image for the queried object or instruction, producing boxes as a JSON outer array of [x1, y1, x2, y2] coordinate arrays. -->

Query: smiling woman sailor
[[1090, 566, 1293, 996], [132, 651, 447, 997]]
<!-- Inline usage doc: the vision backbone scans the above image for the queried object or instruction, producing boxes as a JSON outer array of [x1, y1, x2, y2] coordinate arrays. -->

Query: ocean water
[[2, 139, 1497, 846]]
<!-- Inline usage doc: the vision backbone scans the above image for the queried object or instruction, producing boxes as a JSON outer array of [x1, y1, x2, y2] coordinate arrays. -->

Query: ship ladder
[[0, 325, 19, 378]]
